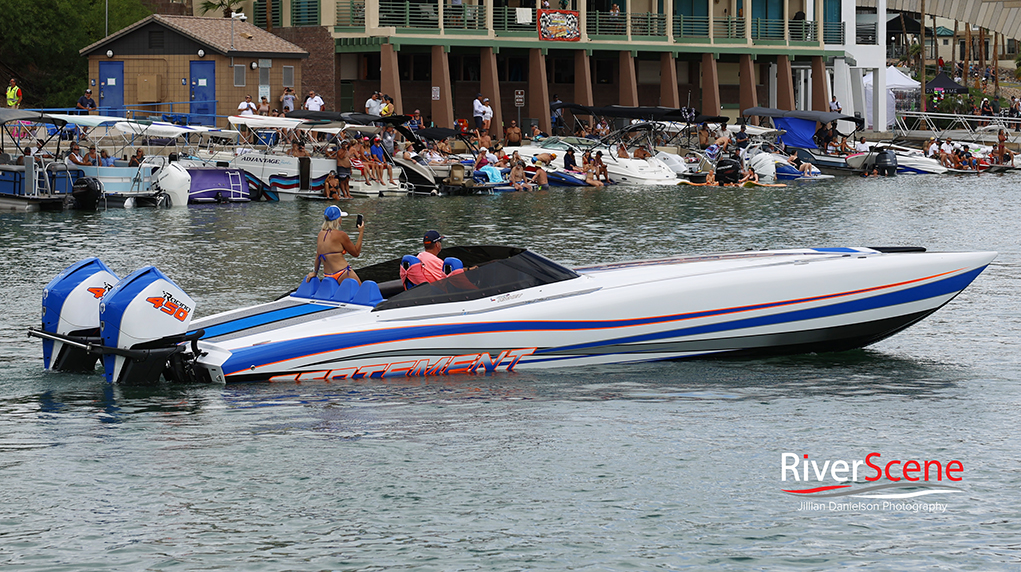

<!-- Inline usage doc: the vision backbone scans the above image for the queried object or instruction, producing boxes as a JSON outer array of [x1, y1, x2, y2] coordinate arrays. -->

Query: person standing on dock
[[76, 89, 96, 115], [829, 96, 841, 113]]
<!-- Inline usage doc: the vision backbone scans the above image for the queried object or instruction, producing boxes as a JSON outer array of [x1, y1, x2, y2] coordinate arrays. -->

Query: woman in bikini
[[307, 206, 364, 284]]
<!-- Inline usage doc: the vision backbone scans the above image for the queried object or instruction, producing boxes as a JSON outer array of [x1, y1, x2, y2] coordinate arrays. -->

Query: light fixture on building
[[251, 61, 259, 70], [197, 49, 205, 58], [106, 50, 114, 58]]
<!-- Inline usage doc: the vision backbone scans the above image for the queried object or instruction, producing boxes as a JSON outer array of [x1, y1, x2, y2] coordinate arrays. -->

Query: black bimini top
[[356, 246, 580, 311]]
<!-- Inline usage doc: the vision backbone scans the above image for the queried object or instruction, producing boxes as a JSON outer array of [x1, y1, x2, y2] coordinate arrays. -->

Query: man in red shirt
[[417, 230, 446, 282]]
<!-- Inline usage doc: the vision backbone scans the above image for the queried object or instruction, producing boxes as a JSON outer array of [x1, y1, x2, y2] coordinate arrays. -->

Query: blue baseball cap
[[423, 230, 444, 245], [324, 206, 348, 220]]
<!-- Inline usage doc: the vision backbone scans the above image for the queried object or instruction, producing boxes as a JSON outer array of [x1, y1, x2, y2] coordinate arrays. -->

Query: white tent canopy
[[863, 66, 920, 129]]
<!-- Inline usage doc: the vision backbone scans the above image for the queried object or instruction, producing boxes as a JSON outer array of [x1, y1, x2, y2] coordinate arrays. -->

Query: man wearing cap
[[417, 231, 447, 283], [76, 88, 97, 115], [365, 91, 382, 115], [309, 205, 364, 284], [473, 93, 486, 132], [304, 90, 324, 112], [408, 109, 422, 132]]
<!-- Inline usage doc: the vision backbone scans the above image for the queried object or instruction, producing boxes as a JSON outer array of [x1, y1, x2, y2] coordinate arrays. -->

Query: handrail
[[673, 15, 709, 38], [894, 110, 1014, 140]]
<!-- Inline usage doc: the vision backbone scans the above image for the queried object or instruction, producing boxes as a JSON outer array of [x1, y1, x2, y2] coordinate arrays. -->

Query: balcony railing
[[493, 6, 536, 34], [673, 15, 709, 38], [750, 18, 784, 40], [336, 0, 365, 27], [713, 17, 745, 39], [379, 0, 439, 29], [630, 12, 667, 37], [587, 12, 627, 36], [856, 22, 877, 45], [342, 3, 836, 44], [822, 21, 844, 45], [788, 19, 817, 42], [445, 4, 486, 31]]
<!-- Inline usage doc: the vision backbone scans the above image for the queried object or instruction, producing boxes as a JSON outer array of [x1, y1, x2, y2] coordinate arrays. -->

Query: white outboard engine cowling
[[154, 162, 191, 207], [99, 266, 196, 384], [41, 258, 119, 371]]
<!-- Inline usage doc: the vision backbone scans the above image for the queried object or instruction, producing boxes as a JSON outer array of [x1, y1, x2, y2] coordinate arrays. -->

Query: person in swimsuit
[[307, 205, 364, 284], [335, 143, 353, 198]]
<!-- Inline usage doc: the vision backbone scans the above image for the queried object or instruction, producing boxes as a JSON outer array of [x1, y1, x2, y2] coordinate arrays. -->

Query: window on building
[[253, 0, 282, 28], [291, 0, 320, 26], [462, 55, 480, 81], [399, 54, 413, 81], [234, 65, 246, 87], [507, 57, 527, 82], [413, 54, 431, 81], [148, 31, 164, 50], [594, 59, 614, 84], [259, 67, 270, 86], [364, 53, 381, 80], [283, 66, 295, 87], [942, 39, 948, 46], [551, 58, 575, 84]]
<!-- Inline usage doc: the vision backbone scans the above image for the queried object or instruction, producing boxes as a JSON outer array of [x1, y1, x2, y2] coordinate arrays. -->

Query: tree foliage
[[0, 0, 151, 108], [198, 0, 247, 18]]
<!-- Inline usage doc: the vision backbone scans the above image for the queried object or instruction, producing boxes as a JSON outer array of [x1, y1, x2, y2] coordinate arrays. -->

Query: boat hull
[[188, 248, 995, 383]]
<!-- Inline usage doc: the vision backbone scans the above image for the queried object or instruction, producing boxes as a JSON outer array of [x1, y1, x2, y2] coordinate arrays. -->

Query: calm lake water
[[1, 175, 1020, 570]]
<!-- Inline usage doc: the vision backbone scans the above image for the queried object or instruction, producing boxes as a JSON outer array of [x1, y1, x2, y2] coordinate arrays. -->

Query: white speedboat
[[32, 245, 995, 385]]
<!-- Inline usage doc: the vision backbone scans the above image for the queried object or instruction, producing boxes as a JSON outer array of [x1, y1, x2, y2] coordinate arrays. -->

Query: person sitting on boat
[[855, 137, 870, 154], [417, 230, 447, 283], [926, 138, 939, 158], [360, 138, 385, 185], [308, 206, 363, 284], [738, 166, 758, 184], [787, 152, 814, 176], [633, 146, 652, 160], [530, 124, 547, 141], [99, 149, 116, 167], [697, 123, 712, 149], [563, 149, 580, 171], [939, 138, 955, 167], [592, 151, 610, 183], [478, 129, 492, 150], [324, 171, 341, 200], [128, 148, 144, 167], [509, 161, 532, 192], [348, 141, 372, 184], [714, 133, 731, 153], [370, 137, 397, 185], [734, 125, 750, 151]]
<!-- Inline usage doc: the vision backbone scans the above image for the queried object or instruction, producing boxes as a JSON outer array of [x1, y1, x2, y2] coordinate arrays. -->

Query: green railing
[[587, 12, 627, 36], [291, 0, 320, 26], [788, 19, 817, 42], [493, 6, 536, 34], [673, 15, 709, 38], [444, 4, 486, 31], [379, 0, 440, 29], [713, 17, 745, 39], [630, 12, 667, 37], [750, 18, 784, 40], [336, 0, 365, 27], [822, 21, 844, 44]]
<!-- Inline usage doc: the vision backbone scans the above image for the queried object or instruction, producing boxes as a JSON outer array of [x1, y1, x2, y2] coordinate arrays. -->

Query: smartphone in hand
[[356, 214, 364, 227]]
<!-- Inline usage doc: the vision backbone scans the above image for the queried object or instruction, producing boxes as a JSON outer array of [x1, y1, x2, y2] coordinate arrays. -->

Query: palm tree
[[199, 0, 247, 18]]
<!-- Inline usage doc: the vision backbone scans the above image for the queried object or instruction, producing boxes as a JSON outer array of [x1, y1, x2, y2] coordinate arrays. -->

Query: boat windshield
[[373, 248, 579, 311], [539, 137, 595, 151]]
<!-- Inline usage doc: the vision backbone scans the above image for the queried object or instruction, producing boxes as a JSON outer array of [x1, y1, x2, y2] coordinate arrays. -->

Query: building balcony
[[333, 1, 846, 48]]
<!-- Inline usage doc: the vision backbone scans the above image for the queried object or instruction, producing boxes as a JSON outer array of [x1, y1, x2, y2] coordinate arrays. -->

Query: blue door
[[190, 61, 216, 126], [98, 61, 124, 117]]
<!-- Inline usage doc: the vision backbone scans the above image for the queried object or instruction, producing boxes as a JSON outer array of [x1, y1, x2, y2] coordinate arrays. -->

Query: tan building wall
[[86, 53, 304, 127]]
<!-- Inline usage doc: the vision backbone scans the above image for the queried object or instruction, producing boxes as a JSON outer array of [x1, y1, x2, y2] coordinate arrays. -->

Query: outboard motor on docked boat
[[97, 266, 200, 384], [715, 157, 741, 185], [71, 177, 103, 211], [39, 258, 119, 371], [153, 162, 191, 207], [876, 149, 898, 176]]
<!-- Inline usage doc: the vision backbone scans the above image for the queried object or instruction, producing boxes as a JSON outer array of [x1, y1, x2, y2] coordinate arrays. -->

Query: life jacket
[[6, 85, 21, 106]]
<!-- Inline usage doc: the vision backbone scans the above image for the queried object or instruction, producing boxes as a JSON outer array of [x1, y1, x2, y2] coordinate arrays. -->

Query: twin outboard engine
[[715, 157, 742, 185], [875, 149, 898, 176], [32, 259, 204, 385]]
